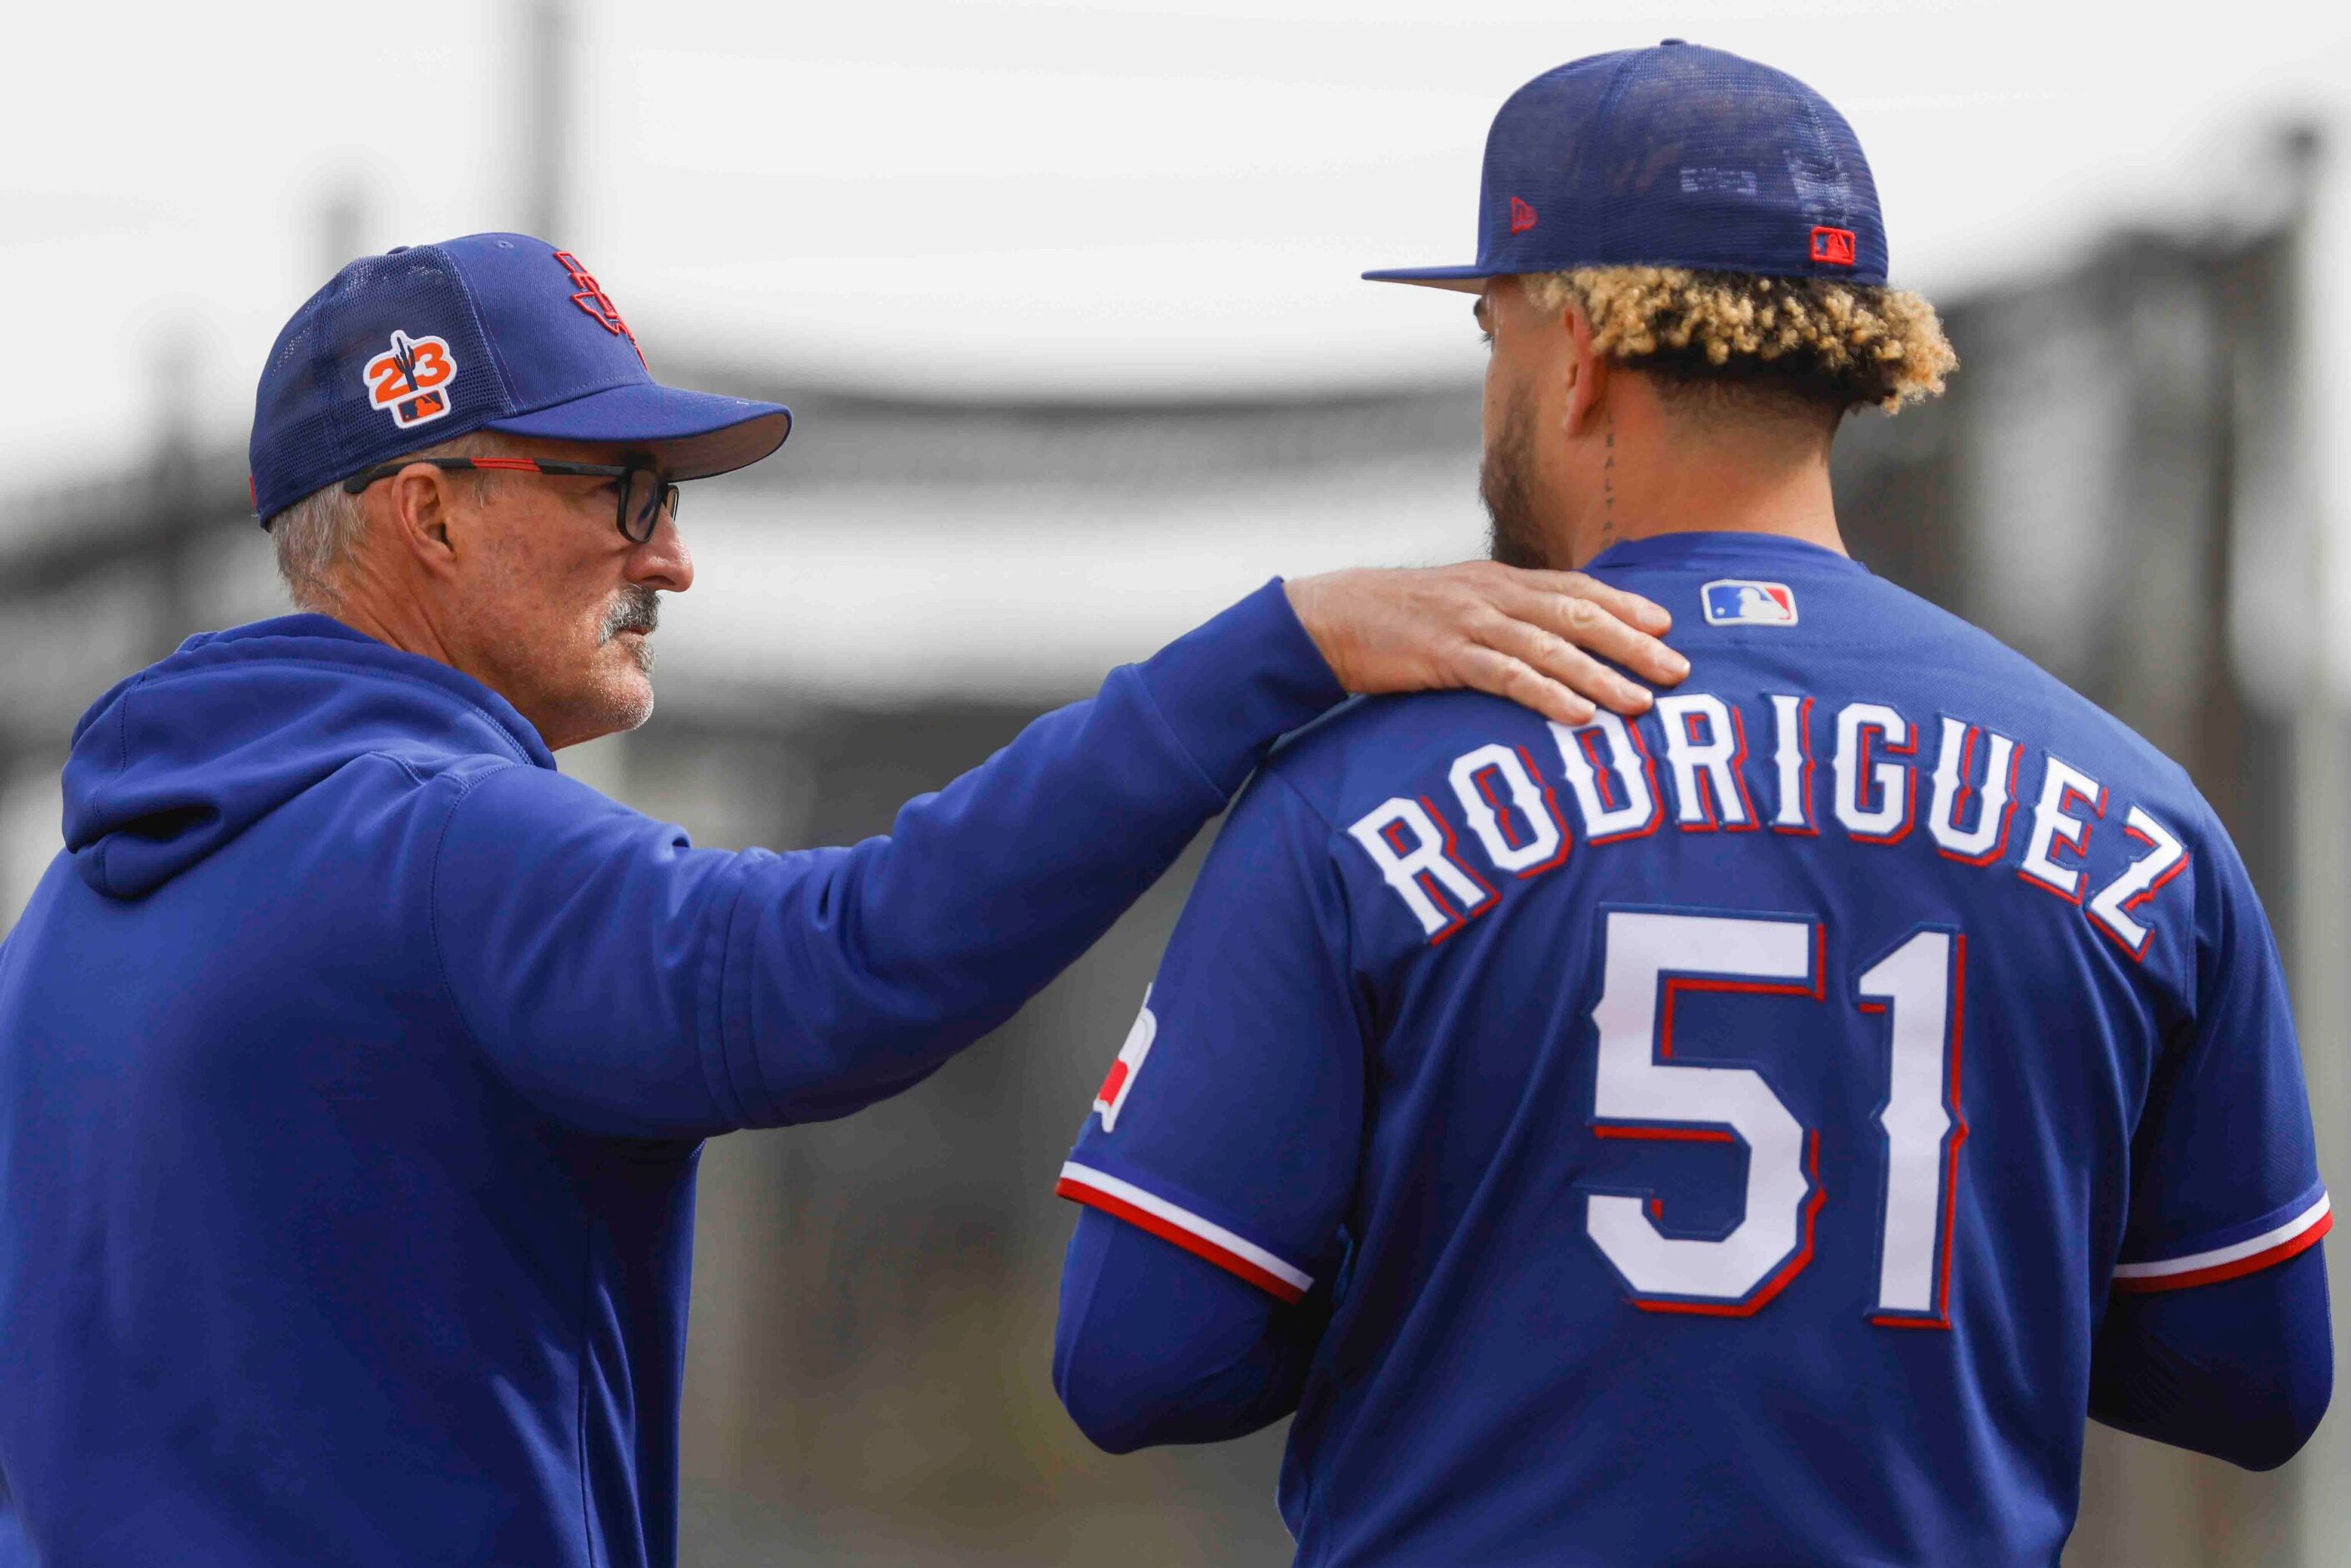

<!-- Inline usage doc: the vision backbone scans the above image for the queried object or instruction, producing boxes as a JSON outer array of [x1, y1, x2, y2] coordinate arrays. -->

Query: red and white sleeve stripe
[[2111, 1193, 2333, 1293], [1055, 1161, 1314, 1305]]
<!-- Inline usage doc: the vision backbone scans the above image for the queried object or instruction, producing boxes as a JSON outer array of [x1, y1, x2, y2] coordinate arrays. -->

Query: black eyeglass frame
[[339, 457, 680, 544]]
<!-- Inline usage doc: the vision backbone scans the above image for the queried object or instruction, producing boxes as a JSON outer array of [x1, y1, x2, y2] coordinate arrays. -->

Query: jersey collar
[[1582, 531, 1870, 575]]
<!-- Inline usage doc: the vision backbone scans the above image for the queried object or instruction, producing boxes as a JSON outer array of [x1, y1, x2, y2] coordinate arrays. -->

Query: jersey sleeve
[[1054, 1206, 1325, 1452], [2112, 820, 2331, 1293], [1055, 766, 1364, 1304], [2091, 1244, 2333, 1469]]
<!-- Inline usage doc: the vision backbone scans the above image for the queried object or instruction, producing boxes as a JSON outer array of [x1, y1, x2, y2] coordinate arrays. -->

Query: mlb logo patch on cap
[[1702, 579, 1799, 626]]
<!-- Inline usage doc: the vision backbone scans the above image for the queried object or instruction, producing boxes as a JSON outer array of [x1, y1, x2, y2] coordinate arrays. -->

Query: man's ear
[[1560, 301, 1610, 438], [377, 463, 463, 581]]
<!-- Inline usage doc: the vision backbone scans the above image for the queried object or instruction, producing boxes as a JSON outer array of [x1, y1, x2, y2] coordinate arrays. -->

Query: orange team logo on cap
[[553, 249, 646, 368], [361, 330, 458, 429]]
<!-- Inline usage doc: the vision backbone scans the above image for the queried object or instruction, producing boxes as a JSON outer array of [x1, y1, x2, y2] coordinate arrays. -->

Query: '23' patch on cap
[[1702, 579, 1799, 626], [361, 330, 458, 429]]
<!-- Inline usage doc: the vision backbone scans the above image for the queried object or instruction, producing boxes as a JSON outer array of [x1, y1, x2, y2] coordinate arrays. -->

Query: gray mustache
[[600, 589, 660, 642]]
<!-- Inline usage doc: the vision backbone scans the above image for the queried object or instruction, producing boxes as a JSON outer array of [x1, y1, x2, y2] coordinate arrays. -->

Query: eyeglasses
[[340, 457, 680, 544]]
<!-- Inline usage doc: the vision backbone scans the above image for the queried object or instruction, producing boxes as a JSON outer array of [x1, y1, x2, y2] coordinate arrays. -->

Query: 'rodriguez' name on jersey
[[1345, 688, 2187, 965]]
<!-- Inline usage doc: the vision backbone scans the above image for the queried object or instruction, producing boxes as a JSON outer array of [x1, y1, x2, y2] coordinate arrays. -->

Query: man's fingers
[[1519, 569, 1674, 636], [1501, 576, 1690, 690], [1455, 644, 1596, 728], [1475, 611, 1653, 717], [1280, 563, 1684, 722]]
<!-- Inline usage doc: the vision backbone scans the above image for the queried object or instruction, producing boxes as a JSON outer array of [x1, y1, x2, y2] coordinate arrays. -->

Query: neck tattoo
[[1601, 423, 1616, 539]]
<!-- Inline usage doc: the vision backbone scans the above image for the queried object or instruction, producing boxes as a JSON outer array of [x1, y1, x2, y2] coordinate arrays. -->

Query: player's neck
[[1563, 412, 1847, 568]]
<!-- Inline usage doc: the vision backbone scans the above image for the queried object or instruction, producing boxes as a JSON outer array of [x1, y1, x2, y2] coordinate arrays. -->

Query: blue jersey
[[1056, 534, 2328, 1565]]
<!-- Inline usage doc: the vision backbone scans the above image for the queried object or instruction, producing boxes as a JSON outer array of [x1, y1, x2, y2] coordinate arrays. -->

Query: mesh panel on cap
[[1580, 48, 1881, 278], [250, 247, 513, 522], [1467, 45, 1888, 286]]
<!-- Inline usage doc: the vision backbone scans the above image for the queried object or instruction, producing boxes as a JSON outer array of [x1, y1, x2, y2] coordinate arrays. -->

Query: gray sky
[[7, 0, 2349, 477]]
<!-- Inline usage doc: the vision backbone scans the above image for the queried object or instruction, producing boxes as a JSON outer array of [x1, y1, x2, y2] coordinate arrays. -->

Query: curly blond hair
[[1524, 266, 1956, 415]]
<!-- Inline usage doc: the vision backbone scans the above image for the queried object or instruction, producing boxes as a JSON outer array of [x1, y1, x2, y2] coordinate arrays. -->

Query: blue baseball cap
[[1366, 42, 1886, 292], [249, 233, 791, 525]]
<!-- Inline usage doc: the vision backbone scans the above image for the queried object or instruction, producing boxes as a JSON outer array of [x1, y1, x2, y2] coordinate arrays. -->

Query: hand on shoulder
[[1283, 562, 1688, 726]]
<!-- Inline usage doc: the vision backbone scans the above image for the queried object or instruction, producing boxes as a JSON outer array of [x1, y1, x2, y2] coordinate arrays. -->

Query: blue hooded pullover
[[0, 583, 1342, 1567]]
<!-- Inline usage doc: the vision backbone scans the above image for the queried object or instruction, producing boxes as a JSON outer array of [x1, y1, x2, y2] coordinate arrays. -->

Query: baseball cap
[[249, 233, 791, 525], [1366, 42, 1885, 292]]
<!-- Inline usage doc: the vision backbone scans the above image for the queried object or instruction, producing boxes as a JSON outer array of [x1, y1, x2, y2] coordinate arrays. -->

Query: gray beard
[[599, 587, 660, 674]]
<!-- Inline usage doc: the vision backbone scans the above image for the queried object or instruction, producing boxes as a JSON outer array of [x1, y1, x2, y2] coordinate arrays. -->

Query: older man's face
[[442, 436, 693, 751]]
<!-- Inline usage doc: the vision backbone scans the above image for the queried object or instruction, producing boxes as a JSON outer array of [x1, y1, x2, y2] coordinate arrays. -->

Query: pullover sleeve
[[428, 580, 1343, 1136]]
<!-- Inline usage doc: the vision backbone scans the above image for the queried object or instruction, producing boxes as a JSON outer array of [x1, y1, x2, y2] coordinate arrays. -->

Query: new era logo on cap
[[1702, 579, 1799, 626]]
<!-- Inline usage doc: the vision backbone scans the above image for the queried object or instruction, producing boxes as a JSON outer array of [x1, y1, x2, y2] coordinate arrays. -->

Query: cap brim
[[485, 382, 792, 481], [1360, 265, 1497, 294]]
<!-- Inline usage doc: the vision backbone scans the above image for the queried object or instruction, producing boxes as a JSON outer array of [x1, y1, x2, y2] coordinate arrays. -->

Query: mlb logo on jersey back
[[1702, 579, 1798, 627]]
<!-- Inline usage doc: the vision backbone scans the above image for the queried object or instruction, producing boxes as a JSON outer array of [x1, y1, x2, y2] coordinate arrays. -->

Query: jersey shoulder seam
[[1260, 760, 1341, 832]]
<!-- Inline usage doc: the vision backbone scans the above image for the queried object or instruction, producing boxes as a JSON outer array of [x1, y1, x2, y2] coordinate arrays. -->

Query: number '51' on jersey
[[1055, 534, 2328, 1567]]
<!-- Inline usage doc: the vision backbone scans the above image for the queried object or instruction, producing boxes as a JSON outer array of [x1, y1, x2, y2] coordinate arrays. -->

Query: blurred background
[[5, 0, 2350, 1560]]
